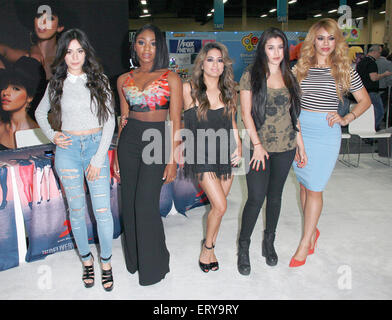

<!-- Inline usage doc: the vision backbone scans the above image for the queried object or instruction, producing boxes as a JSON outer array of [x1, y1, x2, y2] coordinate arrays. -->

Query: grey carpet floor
[[0, 153, 391, 300]]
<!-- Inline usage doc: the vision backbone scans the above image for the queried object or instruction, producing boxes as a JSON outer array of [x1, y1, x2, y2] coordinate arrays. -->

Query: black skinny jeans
[[239, 148, 296, 241]]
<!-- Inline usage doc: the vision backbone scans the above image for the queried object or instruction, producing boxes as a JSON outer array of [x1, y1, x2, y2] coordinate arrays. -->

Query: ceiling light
[[139, 14, 151, 18], [356, 1, 368, 5], [288, 0, 297, 4], [143, 9, 148, 13], [328, 9, 337, 13], [223, 0, 228, 3], [269, 8, 277, 13], [356, 16, 365, 20], [260, 14, 268, 18], [207, 13, 212, 17], [140, 0, 147, 4], [379, 11, 386, 14], [314, 14, 322, 17]]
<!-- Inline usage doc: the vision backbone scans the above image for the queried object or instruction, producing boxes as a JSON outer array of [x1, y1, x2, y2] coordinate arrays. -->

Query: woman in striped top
[[289, 18, 371, 267]]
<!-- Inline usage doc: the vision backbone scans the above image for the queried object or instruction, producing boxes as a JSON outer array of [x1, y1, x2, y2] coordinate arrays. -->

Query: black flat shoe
[[82, 253, 94, 288]]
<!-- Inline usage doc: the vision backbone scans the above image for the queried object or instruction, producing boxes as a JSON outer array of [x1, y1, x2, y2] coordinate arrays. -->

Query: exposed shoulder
[[167, 69, 181, 84], [166, 70, 182, 93], [117, 71, 130, 86]]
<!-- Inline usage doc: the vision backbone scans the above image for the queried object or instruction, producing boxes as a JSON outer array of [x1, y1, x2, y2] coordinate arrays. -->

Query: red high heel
[[289, 257, 306, 268], [308, 228, 320, 255]]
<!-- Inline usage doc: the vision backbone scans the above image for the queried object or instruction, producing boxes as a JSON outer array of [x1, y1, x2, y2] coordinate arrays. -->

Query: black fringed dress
[[183, 106, 236, 181]]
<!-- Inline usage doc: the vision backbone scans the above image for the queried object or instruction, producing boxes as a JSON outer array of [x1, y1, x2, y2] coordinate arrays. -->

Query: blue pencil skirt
[[293, 109, 341, 192]]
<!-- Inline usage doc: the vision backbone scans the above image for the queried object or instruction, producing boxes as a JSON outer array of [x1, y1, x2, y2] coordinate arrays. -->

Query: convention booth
[[1, 0, 378, 273]]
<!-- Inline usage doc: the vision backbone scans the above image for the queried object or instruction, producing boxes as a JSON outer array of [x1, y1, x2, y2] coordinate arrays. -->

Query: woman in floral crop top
[[114, 24, 182, 286]]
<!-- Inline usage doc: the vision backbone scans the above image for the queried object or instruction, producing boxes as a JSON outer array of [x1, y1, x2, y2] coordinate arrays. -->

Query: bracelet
[[253, 142, 262, 146], [349, 111, 357, 120]]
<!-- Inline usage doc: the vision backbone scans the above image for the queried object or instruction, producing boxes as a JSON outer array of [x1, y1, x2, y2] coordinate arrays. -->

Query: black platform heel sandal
[[209, 243, 219, 272], [199, 240, 213, 273], [81, 252, 94, 288], [101, 255, 114, 292]]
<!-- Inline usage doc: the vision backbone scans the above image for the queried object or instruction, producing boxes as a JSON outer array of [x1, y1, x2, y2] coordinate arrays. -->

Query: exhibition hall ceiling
[[128, 0, 386, 23]]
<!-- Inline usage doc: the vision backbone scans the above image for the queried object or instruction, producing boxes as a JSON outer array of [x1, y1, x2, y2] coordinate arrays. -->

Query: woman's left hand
[[231, 143, 242, 168], [294, 146, 308, 168], [327, 112, 349, 127], [86, 164, 101, 181], [162, 163, 177, 184]]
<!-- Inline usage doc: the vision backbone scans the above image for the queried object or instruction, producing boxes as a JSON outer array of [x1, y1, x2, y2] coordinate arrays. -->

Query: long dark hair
[[48, 28, 113, 129], [251, 27, 301, 131], [130, 24, 169, 72], [191, 42, 237, 121]]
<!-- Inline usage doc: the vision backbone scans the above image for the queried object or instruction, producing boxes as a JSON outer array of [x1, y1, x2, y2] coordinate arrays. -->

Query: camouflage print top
[[240, 69, 297, 153]]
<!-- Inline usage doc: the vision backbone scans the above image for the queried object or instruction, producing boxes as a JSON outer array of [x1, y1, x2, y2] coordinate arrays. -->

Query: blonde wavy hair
[[191, 42, 237, 121], [293, 18, 352, 101]]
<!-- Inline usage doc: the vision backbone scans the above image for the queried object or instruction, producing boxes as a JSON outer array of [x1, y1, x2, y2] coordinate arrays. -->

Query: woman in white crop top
[[35, 29, 115, 291]]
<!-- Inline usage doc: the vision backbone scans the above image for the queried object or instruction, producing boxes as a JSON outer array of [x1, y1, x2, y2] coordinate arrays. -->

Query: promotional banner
[[167, 31, 307, 82], [277, 0, 288, 23], [0, 0, 129, 149], [0, 165, 19, 270], [214, 0, 224, 30], [343, 28, 361, 43], [0, 145, 123, 269], [166, 32, 216, 81]]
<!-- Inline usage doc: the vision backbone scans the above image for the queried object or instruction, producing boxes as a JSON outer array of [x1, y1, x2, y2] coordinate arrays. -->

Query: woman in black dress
[[183, 42, 241, 272]]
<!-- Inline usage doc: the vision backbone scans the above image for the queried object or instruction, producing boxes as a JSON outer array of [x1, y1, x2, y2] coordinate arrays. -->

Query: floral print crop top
[[122, 69, 171, 112]]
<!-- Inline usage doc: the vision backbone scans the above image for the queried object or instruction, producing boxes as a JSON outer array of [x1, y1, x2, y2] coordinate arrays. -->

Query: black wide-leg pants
[[117, 118, 170, 286]]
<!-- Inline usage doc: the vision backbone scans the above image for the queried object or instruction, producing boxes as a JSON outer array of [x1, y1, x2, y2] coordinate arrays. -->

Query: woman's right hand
[[53, 131, 72, 149], [249, 144, 269, 171], [113, 153, 120, 182]]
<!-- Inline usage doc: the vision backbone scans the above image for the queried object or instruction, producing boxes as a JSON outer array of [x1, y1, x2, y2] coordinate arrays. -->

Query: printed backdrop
[[166, 31, 308, 82]]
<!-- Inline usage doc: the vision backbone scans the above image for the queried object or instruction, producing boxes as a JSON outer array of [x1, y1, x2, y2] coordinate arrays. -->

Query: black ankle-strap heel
[[199, 240, 213, 273], [100, 255, 114, 292], [209, 243, 219, 272], [81, 252, 94, 288]]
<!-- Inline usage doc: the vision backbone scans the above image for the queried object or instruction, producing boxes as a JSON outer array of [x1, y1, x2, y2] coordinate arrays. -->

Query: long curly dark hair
[[191, 42, 237, 121], [48, 28, 113, 129], [251, 27, 301, 131]]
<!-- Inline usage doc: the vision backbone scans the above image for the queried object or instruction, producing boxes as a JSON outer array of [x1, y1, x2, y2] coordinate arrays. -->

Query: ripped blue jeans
[[54, 131, 113, 263]]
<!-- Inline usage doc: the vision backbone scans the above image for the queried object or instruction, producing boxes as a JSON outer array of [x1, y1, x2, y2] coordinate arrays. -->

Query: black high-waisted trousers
[[117, 118, 170, 286]]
